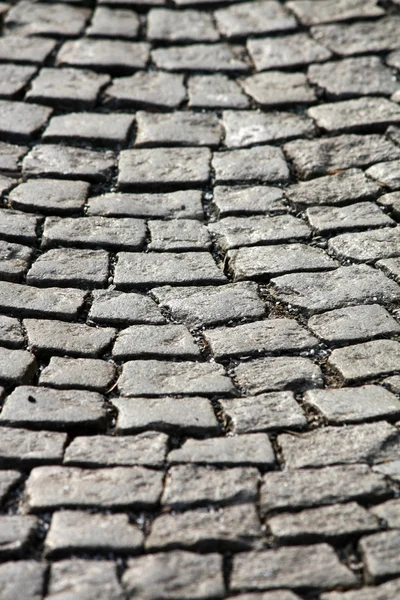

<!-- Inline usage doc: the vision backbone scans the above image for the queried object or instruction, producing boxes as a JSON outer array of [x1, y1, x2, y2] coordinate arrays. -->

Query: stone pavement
[[0, 0, 400, 598]]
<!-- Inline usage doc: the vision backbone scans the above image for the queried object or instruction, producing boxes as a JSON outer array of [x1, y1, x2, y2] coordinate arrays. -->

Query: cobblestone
[[0, 315, 24, 348], [43, 112, 135, 147], [89, 289, 165, 326], [0, 240, 33, 282], [366, 160, 400, 191], [321, 578, 400, 599], [112, 324, 200, 360], [135, 111, 222, 148], [46, 559, 124, 600], [5, 1, 90, 36], [371, 498, 400, 528], [328, 340, 400, 383], [105, 71, 186, 110], [40, 357, 115, 392], [0, 470, 22, 504], [148, 219, 211, 251], [213, 185, 285, 217], [215, 1, 296, 38], [359, 530, 400, 583], [247, 33, 332, 71], [152, 43, 248, 72], [27, 248, 109, 288], [0, 100, 52, 143], [188, 75, 249, 109], [0, 35, 56, 64], [306, 202, 392, 234], [0, 142, 27, 175], [240, 72, 316, 106], [0, 65, 36, 99], [87, 7, 140, 39], [57, 39, 150, 73], [9, 178, 89, 215], [0, 561, 45, 600], [0, 346, 36, 385], [0, 516, 38, 558], [147, 8, 219, 41], [308, 97, 400, 133], [0, 426, 66, 468], [287, 0, 384, 25]]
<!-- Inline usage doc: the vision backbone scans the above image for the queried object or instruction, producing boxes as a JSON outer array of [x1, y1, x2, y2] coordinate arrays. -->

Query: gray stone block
[[40, 357, 115, 392], [47, 559, 124, 600], [306, 202, 392, 234], [247, 33, 331, 71], [57, 39, 150, 73], [212, 146, 290, 185], [113, 324, 200, 360], [27, 248, 109, 288], [321, 578, 400, 600], [87, 7, 140, 39], [0, 470, 22, 504], [89, 289, 165, 326], [0, 35, 56, 64], [241, 72, 316, 106], [0, 561, 45, 600], [0, 426, 66, 468], [0, 209, 40, 244], [0, 240, 33, 282], [308, 97, 400, 133], [213, 186, 285, 217], [135, 111, 222, 148], [5, 1, 89, 36], [0, 65, 37, 99], [0, 99, 51, 143], [0, 142, 28, 176], [188, 75, 249, 109], [328, 339, 400, 383], [43, 112, 135, 147], [152, 43, 248, 72], [105, 71, 186, 110], [148, 8, 219, 41], [366, 161, 400, 191], [359, 530, 400, 583], [0, 346, 36, 385], [0, 315, 24, 349], [9, 178, 89, 215], [0, 515, 38, 558], [148, 219, 211, 251], [288, 0, 384, 25], [215, 1, 296, 38]]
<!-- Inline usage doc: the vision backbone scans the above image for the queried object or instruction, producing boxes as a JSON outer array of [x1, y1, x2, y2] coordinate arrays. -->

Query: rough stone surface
[[0, 100, 52, 143], [0, 426, 66, 468], [5, 1, 90, 36], [213, 146, 290, 185], [240, 72, 317, 106], [152, 43, 248, 73], [43, 112, 135, 147], [0, 142, 28, 175], [0, 471, 22, 504], [40, 357, 115, 392], [366, 161, 400, 191], [213, 186, 285, 216], [0, 315, 24, 348], [308, 97, 400, 133], [148, 8, 219, 42], [321, 579, 400, 600], [0, 35, 56, 64], [9, 178, 89, 215], [359, 530, 400, 583], [371, 498, 400, 529], [46, 559, 124, 600], [148, 219, 211, 252], [0, 516, 38, 558], [328, 340, 400, 383], [57, 39, 150, 73], [87, 7, 140, 39], [377, 257, 400, 283], [0, 346, 36, 385], [288, 0, 384, 25], [27, 248, 109, 288], [105, 71, 186, 110], [306, 202, 392, 234], [0, 64, 36, 99], [135, 111, 222, 148], [113, 324, 200, 359], [188, 75, 249, 109], [89, 289, 165, 326], [247, 33, 331, 71], [215, 1, 296, 38], [0, 561, 46, 600], [0, 240, 33, 282]]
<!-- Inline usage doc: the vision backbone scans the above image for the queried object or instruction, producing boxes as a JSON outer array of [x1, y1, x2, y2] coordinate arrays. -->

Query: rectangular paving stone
[[1, 385, 106, 432], [321, 578, 400, 600], [87, 190, 204, 220], [228, 243, 336, 281], [304, 385, 400, 425], [148, 219, 211, 252], [25, 465, 163, 511], [241, 71, 316, 107], [0, 561, 46, 600], [188, 75, 249, 109], [27, 248, 109, 288], [0, 209, 40, 244], [43, 112, 135, 147], [0, 426, 67, 468], [235, 356, 323, 395], [231, 544, 356, 591], [57, 39, 150, 73], [64, 431, 168, 467], [377, 257, 400, 283], [269, 264, 400, 315], [26, 68, 111, 109], [47, 560, 124, 600], [118, 147, 211, 190], [213, 185, 285, 217], [0, 346, 36, 385], [135, 111, 222, 148], [0, 35, 57, 64], [118, 360, 234, 397], [146, 504, 261, 552], [0, 240, 33, 282], [308, 97, 400, 133], [89, 289, 165, 326], [0, 515, 38, 559], [23, 144, 115, 182], [306, 202, 392, 234], [204, 318, 317, 359], [221, 392, 307, 434], [383, 375, 400, 394], [42, 215, 146, 251], [0, 65, 37, 99], [147, 8, 219, 42], [105, 71, 186, 110], [288, 0, 384, 25], [5, 1, 90, 36], [366, 161, 400, 191], [248, 33, 331, 71], [284, 134, 400, 179], [0, 143, 27, 176], [371, 498, 400, 529], [152, 282, 265, 328], [0, 470, 22, 504], [87, 7, 140, 38], [359, 530, 400, 583], [152, 43, 249, 72], [0, 315, 24, 349], [268, 502, 379, 545], [308, 304, 400, 344], [114, 252, 226, 289], [328, 340, 400, 383], [122, 551, 225, 600], [45, 511, 143, 558], [279, 421, 400, 469], [113, 324, 200, 360], [0, 100, 52, 143], [212, 146, 290, 185], [9, 178, 89, 215], [114, 396, 218, 436], [40, 357, 115, 392], [215, 0, 296, 38]]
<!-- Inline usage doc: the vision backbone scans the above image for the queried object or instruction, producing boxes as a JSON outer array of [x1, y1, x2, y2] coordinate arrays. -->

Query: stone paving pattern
[[0, 0, 400, 598]]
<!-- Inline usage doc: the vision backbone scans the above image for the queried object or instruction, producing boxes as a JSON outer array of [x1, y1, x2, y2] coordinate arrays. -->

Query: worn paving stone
[[64, 431, 168, 467], [0, 426, 67, 468], [114, 396, 219, 436], [87, 190, 204, 220], [248, 33, 331, 71], [267, 502, 379, 544], [45, 511, 143, 558], [304, 385, 400, 425], [269, 264, 400, 315], [118, 360, 234, 397], [321, 578, 400, 600], [0, 561, 46, 600], [209, 215, 308, 250], [47, 559, 124, 600], [308, 304, 400, 344], [87, 7, 140, 39], [0, 209, 39, 244], [222, 110, 315, 148], [366, 161, 400, 191], [0, 346, 36, 385], [228, 243, 336, 281], [42, 215, 146, 251], [152, 43, 249, 73], [43, 112, 135, 147], [284, 134, 400, 180], [220, 392, 307, 433], [308, 56, 399, 100], [215, 1, 296, 38], [0, 315, 24, 348], [213, 146, 290, 184], [377, 257, 400, 283], [288, 0, 384, 25], [279, 421, 400, 469], [371, 498, 400, 528], [9, 178, 89, 215], [328, 339, 400, 383], [188, 75, 249, 109], [23, 144, 115, 182], [373, 460, 400, 483], [306, 202, 392, 234], [213, 185, 285, 217], [311, 17, 400, 57], [25, 318, 115, 358], [0, 175, 14, 197], [388, 50, 400, 70], [0, 100, 52, 143], [235, 356, 323, 395], [89, 289, 165, 326], [147, 8, 219, 41], [0, 35, 56, 64], [0, 240, 33, 282], [240, 72, 316, 106], [114, 252, 226, 288], [118, 147, 211, 190], [308, 97, 400, 133], [122, 551, 225, 600], [0, 470, 22, 504], [148, 219, 211, 252], [25, 465, 164, 511], [105, 71, 186, 110], [57, 39, 150, 73], [5, 1, 89, 36], [135, 111, 222, 148], [169, 433, 275, 467], [384, 375, 400, 394], [27, 248, 109, 288], [0, 515, 38, 559], [329, 227, 400, 262], [231, 544, 356, 591], [0, 385, 106, 431], [151, 281, 265, 327], [40, 357, 115, 392], [359, 530, 400, 583], [260, 464, 389, 514], [204, 319, 317, 359], [147, 504, 261, 551], [113, 324, 200, 360], [26, 68, 110, 109], [0, 64, 36, 99], [0, 142, 28, 176]]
